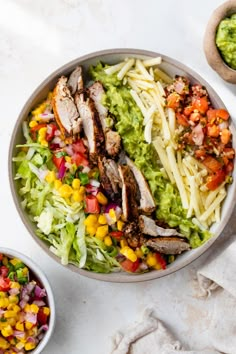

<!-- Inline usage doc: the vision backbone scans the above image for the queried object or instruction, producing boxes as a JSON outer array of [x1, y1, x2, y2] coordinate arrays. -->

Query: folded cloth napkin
[[111, 234, 236, 354]]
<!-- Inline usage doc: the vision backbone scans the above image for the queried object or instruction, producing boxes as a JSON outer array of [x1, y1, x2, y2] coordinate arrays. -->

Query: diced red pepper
[[155, 253, 167, 270], [120, 259, 140, 273], [110, 231, 123, 240], [52, 155, 65, 170], [0, 276, 11, 291], [46, 123, 57, 142], [72, 152, 89, 167], [37, 308, 48, 325], [0, 266, 9, 278], [30, 123, 47, 132], [206, 170, 226, 191], [85, 195, 100, 214], [0, 254, 3, 261]]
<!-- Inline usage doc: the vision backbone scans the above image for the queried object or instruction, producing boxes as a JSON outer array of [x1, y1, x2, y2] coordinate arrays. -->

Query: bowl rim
[[8, 47, 236, 283], [0, 247, 56, 353]]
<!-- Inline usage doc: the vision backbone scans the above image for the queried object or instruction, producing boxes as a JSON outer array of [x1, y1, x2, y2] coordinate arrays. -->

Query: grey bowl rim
[[8, 47, 236, 283]]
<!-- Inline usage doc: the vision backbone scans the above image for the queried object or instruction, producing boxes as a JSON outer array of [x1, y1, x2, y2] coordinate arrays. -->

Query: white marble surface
[[1, 0, 236, 353]]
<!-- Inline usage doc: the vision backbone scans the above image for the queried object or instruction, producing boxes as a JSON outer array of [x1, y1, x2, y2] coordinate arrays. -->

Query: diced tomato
[[192, 96, 209, 114], [223, 147, 235, 159], [120, 259, 140, 273], [85, 195, 100, 214], [72, 152, 89, 167], [52, 155, 65, 170], [46, 123, 57, 142], [207, 124, 220, 137], [226, 161, 234, 174], [176, 113, 189, 127], [190, 112, 201, 123], [195, 149, 206, 159], [183, 105, 194, 116], [37, 308, 48, 325], [0, 266, 9, 278], [220, 128, 231, 145], [202, 156, 222, 172], [0, 276, 11, 291], [73, 140, 87, 154], [110, 231, 123, 240], [155, 253, 167, 270], [166, 92, 181, 110], [0, 254, 3, 261], [215, 109, 230, 120], [206, 170, 226, 190]]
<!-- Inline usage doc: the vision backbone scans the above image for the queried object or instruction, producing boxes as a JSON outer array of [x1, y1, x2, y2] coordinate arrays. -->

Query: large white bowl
[[0, 247, 55, 353], [8, 48, 236, 282]]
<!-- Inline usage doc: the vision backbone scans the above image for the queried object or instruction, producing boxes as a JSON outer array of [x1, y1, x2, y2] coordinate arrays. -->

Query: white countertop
[[1, 1, 236, 353]]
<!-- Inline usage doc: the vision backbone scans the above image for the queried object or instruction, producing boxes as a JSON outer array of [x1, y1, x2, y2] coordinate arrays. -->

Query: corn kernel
[[29, 120, 38, 128], [24, 304, 31, 313], [146, 253, 157, 267], [0, 336, 9, 350], [10, 282, 21, 289], [10, 258, 21, 266], [58, 184, 73, 198], [2, 256, 8, 266], [54, 179, 62, 190], [72, 178, 81, 190], [15, 321, 24, 331], [4, 311, 17, 319], [65, 156, 72, 163], [40, 139, 48, 147], [25, 321, 34, 330], [22, 267, 29, 276], [121, 214, 126, 222], [45, 171, 56, 183], [0, 298, 9, 308], [0, 322, 8, 330], [96, 192, 108, 205], [120, 246, 137, 262], [120, 239, 128, 248], [96, 225, 109, 239], [98, 214, 107, 225], [38, 127, 47, 137], [72, 190, 84, 203], [43, 307, 50, 316], [7, 317, 17, 327], [154, 263, 162, 270], [86, 226, 97, 236], [16, 342, 25, 350], [84, 214, 98, 226], [79, 186, 86, 195], [117, 220, 124, 231], [28, 327, 37, 337], [30, 304, 39, 314], [104, 236, 112, 246], [1, 325, 13, 337], [109, 208, 117, 221], [0, 291, 7, 298], [8, 295, 19, 304], [25, 342, 36, 351], [135, 248, 143, 258]]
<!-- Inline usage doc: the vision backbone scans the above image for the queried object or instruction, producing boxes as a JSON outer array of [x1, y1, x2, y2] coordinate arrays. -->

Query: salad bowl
[[8, 49, 236, 282]]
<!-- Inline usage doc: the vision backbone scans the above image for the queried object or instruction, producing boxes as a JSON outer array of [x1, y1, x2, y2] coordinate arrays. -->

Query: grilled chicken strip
[[145, 237, 190, 255], [75, 90, 105, 163], [98, 157, 121, 200], [118, 165, 139, 221], [103, 159, 122, 194], [126, 157, 156, 213], [67, 66, 83, 95], [88, 81, 121, 157], [52, 76, 81, 138], [139, 215, 183, 237]]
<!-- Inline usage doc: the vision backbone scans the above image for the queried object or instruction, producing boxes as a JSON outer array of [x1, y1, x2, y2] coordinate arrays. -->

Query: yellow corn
[[72, 178, 81, 190], [32, 102, 47, 117], [38, 127, 47, 137], [120, 246, 137, 262], [10, 282, 21, 289], [109, 208, 117, 221], [4, 311, 17, 319], [98, 214, 107, 225], [86, 226, 97, 236], [16, 341, 25, 350], [1, 325, 13, 337], [120, 239, 128, 248], [22, 267, 29, 276], [135, 248, 143, 258], [9, 258, 21, 266], [72, 190, 84, 203], [0, 322, 8, 330], [25, 342, 36, 351], [45, 171, 56, 183], [7, 317, 17, 327], [25, 321, 34, 330], [54, 179, 62, 190], [15, 321, 24, 331], [2, 257, 8, 266], [29, 120, 38, 128], [96, 192, 108, 205], [58, 184, 73, 198], [95, 225, 109, 240], [146, 253, 157, 267], [117, 220, 124, 231], [121, 214, 126, 222], [65, 156, 72, 163], [43, 307, 50, 316], [30, 304, 39, 314], [27, 327, 37, 337], [154, 263, 162, 270], [8, 295, 19, 304], [0, 298, 9, 308], [24, 304, 31, 313], [104, 236, 112, 246], [79, 186, 86, 195], [40, 139, 48, 147], [0, 336, 9, 349], [0, 291, 7, 298], [84, 214, 98, 226]]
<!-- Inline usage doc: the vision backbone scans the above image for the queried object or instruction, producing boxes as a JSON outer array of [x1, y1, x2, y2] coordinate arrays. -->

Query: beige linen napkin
[[111, 235, 236, 354]]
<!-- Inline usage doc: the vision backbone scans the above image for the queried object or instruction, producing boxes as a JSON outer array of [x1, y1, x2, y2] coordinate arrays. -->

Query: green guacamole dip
[[216, 14, 236, 70], [89, 63, 211, 248]]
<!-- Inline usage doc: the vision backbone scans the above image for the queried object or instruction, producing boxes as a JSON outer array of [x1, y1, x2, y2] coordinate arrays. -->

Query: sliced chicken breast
[[139, 215, 183, 237], [67, 66, 83, 95], [145, 237, 190, 255]]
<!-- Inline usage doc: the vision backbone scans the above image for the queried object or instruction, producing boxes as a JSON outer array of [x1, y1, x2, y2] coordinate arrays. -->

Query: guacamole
[[90, 63, 211, 248], [216, 13, 236, 70]]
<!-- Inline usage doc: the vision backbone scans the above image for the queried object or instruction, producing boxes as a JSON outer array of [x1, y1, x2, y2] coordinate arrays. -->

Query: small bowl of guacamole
[[204, 0, 236, 83]]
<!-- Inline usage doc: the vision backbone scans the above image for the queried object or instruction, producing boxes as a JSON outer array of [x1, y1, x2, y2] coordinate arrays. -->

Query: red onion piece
[[33, 300, 46, 307], [9, 287, 20, 296], [25, 312, 37, 324], [58, 159, 67, 180], [34, 285, 47, 298], [13, 330, 26, 339]]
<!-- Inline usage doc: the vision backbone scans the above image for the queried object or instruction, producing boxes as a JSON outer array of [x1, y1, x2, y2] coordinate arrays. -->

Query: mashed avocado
[[90, 63, 211, 247], [216, 14, 236, 70]]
